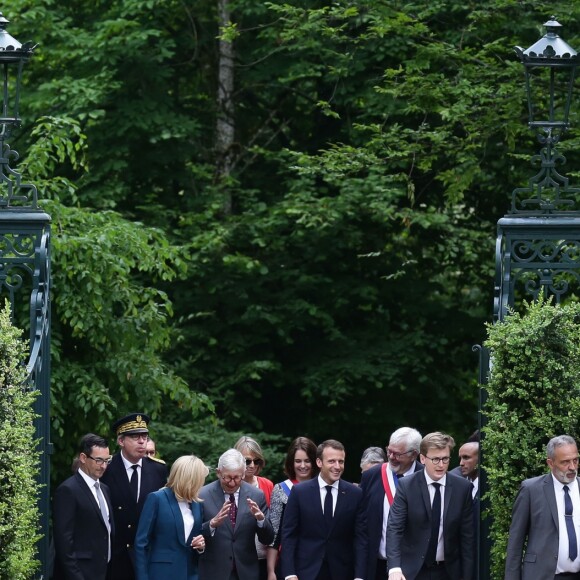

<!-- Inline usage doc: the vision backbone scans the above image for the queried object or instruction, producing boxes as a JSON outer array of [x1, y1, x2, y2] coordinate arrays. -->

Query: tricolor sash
[[381, 463, 398, 506]]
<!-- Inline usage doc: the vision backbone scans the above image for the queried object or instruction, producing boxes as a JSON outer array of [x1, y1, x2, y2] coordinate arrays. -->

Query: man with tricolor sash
[[360, 427, 423, 580]]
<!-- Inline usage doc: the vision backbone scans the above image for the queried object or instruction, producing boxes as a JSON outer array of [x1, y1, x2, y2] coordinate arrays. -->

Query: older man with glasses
[[387, 432, 474, 580], [199, 448, 274, 580], [100, 412, 168, 580], [360, 427, 423, 580]]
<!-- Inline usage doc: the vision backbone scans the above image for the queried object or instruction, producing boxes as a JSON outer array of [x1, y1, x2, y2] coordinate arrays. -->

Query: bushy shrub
[[0, 300, 41, 579], [483, 298, 580, 578]]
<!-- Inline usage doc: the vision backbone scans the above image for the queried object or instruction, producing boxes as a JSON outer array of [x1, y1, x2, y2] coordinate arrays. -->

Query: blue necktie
[[564, 485, 578, 561]]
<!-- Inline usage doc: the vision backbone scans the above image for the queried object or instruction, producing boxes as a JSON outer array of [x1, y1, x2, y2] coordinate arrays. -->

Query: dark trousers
[[416, 563, 451, 580], [316, 559, 332, 580], [375, 558, 388, 580], [258, 558, 267, 580]]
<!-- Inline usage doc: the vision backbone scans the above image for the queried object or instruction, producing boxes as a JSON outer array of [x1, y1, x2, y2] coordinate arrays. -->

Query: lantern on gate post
[[0, 12, 36, 139], [0, 11, 38, 208], [510, 18, 579, 214], [515, 17, 578, 142]]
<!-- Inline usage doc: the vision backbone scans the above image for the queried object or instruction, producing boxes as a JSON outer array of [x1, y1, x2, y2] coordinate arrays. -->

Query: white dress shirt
[[424, 471, 446, 563], [178, 499, 194, 541], [121, 453, 142, 500], [553, 475, 580, 573]]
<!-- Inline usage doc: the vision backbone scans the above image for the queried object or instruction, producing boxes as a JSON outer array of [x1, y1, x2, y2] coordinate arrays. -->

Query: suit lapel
[[236, 483, 251, 536], [76, 472, 108, 530], [163, 487, 187, 547], [110, 454, 136, 505], [187, 501, 202, 544], [442, 474, 452, 526], [418, 473, 431, 518], [334, 479, 348, 521], [211, 481, 234, 537], [544, 473, 559, 531]]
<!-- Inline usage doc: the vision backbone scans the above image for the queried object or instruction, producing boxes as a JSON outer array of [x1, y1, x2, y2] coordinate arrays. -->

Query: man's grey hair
[[218, 448, 246, 472], [547, 435, 577, 459], [389, 427, 422, 454], [360, 446, 387, 468]]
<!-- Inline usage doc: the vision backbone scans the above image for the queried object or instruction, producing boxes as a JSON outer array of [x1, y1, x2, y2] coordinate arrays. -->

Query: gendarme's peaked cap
[[113, 413, 150, 436]]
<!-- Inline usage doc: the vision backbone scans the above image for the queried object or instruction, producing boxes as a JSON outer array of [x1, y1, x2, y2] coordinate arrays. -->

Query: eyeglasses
[[125, 434, 148, 442], [245, 458, 263, 467], [387, 449, 414, 460], [87, 455, 113, 466], [221, 474, 243, 484], [424, 456, 451, 465]]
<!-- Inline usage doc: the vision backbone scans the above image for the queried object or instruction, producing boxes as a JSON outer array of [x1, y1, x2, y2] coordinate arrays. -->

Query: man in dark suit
[[505, 434, 580, 580], [450, 437, 480, 556], [387, 432, 474, 580], [53, 433, 114, 580], [100, 412, 168, 580], [199, 448, 274, 579], [281, 439, 368, 580], [360, 427, 423, 580]]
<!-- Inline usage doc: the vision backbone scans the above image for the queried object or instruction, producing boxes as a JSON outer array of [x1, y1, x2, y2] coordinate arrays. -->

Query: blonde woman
[[135, 455, 208, 580]]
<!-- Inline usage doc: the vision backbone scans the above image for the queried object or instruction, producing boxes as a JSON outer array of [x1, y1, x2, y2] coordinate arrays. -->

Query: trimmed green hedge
[[0, 301, 41, 578], [483, 298, 580, 578]]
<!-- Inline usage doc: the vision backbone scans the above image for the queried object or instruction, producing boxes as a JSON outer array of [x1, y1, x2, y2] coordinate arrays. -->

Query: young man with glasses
[[387, 432, 474, 580], [199, 448, 274, 580], [100, 412, 168, 580], [53, 433, 114, 580], [360, 427, 423, 580]]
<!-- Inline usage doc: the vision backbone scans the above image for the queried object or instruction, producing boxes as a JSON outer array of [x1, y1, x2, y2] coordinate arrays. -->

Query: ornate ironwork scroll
[[494, 217, 580, 321], [0, 211, 51, 580]]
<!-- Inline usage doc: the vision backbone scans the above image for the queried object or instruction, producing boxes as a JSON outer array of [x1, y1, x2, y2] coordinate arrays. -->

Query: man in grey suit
[[505, 434, 580, 580], [387, 432, 474, 580], [200, 448, 274, 580]]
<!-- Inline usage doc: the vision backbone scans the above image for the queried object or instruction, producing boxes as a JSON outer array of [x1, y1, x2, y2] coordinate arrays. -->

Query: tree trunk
[[215, 0, 235, 215]]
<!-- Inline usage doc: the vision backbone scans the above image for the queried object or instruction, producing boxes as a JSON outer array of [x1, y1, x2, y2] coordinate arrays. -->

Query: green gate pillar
[[0, 12, 51, 579], [478, 17, 579, 580]]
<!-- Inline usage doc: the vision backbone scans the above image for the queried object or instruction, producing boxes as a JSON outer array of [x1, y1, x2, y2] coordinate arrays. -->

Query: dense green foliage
[[0, 302, 41, 578], [2, 0, 580, 486], [483, 299, 580, 578]]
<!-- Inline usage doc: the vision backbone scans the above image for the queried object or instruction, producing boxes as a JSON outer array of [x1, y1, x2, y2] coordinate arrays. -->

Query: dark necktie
[[564, 485, 578, 561], [229, 493, 237, 526], [130, 464, 139, 502], [324, 485, 334, 528], [426, 482, 441, 565]]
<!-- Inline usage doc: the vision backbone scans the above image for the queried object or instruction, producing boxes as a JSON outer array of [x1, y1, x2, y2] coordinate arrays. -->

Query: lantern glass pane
[[527, 65, 575, 132]]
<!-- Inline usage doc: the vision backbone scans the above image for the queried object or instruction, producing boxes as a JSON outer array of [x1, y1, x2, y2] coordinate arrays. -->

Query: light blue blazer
[[135, 486, 203, 580]]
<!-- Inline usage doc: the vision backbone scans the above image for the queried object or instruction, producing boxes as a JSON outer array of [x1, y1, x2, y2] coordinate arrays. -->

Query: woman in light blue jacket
[[135, 455, 208, 580]]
